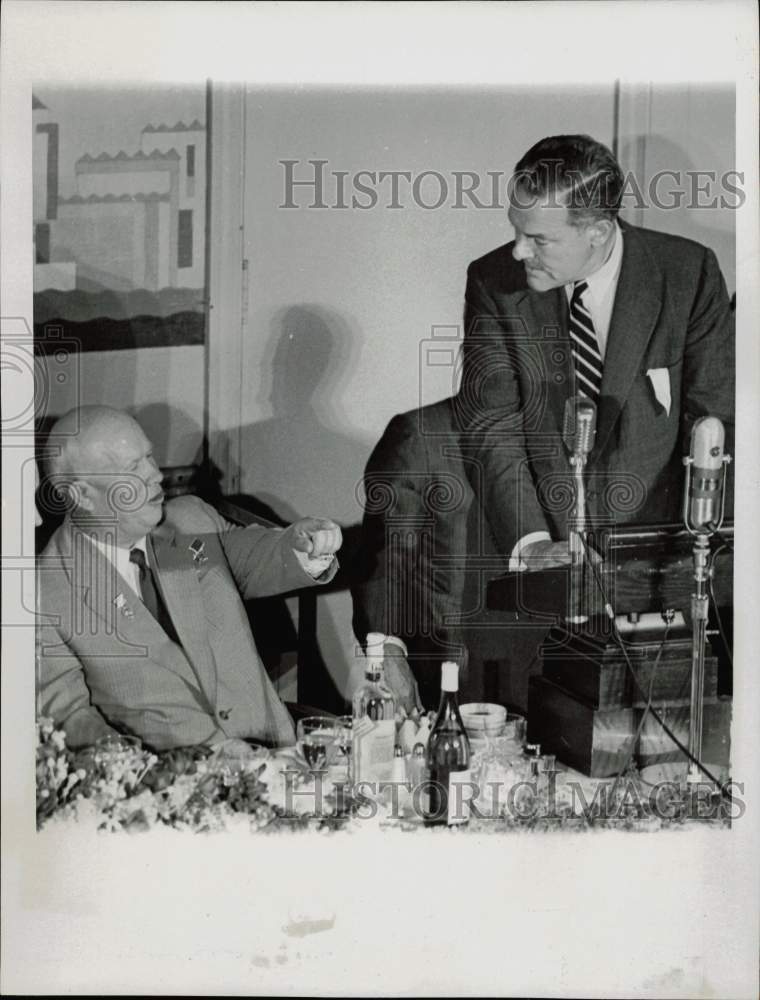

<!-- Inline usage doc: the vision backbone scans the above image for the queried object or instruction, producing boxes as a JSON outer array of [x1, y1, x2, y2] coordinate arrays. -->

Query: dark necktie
[[129, 547, 181, 645], [569, 279, 603, 405]]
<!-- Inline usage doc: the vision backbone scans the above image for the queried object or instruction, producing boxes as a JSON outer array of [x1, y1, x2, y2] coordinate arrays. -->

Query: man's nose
[[147, 458, 163, 484], [513, 236, 533, 261]]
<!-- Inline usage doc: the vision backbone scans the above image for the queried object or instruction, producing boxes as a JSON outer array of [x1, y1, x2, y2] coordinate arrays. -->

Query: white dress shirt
[[510, 222, 624, 569], [88, 533, 148, 599]]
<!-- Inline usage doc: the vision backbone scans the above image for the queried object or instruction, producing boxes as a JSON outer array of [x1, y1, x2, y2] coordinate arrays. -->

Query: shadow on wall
[[227, 305, 374, 706], [133, 402, 206, 470], [618, 134, 736, 294], [236, 305, 370, 518]]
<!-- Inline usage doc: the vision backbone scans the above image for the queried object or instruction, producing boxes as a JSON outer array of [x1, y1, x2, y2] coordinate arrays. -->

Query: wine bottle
[[352, 632, 396, 785], [424, 661, 471, 826]]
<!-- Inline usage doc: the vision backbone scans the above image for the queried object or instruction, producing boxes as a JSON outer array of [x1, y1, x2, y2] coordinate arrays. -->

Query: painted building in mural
[[33, 95, 205, 294], [33, 95, 76, 292]]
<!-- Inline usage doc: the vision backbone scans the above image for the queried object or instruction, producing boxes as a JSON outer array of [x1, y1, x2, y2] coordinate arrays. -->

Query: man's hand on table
[[520, 538, 603, 571], [382, 642, 424, 715]]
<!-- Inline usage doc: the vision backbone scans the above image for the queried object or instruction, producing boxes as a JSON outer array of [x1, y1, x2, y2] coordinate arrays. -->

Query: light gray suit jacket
[[38, 496, 335, 750]]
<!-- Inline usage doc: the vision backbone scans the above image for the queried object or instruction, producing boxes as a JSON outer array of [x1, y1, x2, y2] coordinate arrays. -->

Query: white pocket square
[[647, 367, 671, 416]]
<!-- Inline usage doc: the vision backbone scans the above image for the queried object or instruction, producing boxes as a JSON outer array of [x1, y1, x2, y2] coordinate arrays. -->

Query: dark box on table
[[538, 620, 719, 710], [527, 675, 731, 778]]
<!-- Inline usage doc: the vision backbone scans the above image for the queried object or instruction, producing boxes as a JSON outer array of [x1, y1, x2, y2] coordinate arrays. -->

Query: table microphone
[[563, 396, 597, 624], [683, 416, 730, 533], [563, 394, 597, 463], [681, 416, 731, 783]]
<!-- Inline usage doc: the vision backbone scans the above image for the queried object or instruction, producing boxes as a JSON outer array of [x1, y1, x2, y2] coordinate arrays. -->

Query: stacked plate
[[459, 703, 507, 749]]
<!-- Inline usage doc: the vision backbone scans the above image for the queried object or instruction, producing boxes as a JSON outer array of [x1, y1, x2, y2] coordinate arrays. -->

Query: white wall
[[42, 345, 205, 467], [617, 82, 736, 293], [232, 86, 618, 699]]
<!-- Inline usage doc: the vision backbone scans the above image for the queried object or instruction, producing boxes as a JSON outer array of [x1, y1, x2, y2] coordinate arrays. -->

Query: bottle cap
[[365, 632, 385, 670], [441, 661, 459, 692]]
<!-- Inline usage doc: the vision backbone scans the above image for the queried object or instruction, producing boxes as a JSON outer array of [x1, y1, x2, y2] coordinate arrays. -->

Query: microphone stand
[[567, 450, 589, 625], [682, 452, 731, 783]]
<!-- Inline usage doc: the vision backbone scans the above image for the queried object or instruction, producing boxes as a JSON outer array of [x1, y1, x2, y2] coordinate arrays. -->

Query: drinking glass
[[94, 733, 142, 763], [296, 716, 346, 772], [331, 716, 352, 776], [504, 713, 527, 748]]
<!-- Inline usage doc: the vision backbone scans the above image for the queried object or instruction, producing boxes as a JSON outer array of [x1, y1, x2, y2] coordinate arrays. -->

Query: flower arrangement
[[36, 718, 352, 834]]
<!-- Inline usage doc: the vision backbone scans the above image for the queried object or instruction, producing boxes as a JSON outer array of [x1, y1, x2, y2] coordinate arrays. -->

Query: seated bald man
[[37, 405, 343, 751]]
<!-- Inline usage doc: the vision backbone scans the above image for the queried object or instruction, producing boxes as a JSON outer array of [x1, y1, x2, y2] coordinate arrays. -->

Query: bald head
[[47, 406, 143, 481], [45, 406, 165, 544]]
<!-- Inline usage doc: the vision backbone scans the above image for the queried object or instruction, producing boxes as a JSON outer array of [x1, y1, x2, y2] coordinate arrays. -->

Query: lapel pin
[[189, 538, 208, 566], [114, 592, 134, 618]]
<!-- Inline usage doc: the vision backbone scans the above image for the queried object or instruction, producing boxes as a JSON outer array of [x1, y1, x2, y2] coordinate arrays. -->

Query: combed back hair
[[511, 134, 624, 225]]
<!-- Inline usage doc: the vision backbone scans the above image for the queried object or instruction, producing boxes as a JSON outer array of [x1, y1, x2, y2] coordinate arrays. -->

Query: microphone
[[563, 395, 597, 459], [686, 416, 727, 532]]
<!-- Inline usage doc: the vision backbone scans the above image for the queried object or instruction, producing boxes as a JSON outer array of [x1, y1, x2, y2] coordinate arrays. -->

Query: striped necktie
[[569, 280, 603, 404]]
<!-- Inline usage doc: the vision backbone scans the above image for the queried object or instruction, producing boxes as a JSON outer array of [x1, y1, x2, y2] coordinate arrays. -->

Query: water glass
[[504, 713, 527, 747], [93, 733, 141, 763], [296, 716, 350, 772]]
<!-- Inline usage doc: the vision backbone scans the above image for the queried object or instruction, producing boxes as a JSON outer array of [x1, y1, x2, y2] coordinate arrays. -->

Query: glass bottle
[[352, 632, 396, 784], [424, 661, 471, 826]]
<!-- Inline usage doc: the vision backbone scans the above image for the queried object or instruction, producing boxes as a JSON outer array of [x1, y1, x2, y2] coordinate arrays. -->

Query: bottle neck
[[435, 688, 462, 723]]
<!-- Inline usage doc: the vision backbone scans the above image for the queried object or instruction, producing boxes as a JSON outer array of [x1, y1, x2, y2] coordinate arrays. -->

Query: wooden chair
[[212, 492, 332, 715]]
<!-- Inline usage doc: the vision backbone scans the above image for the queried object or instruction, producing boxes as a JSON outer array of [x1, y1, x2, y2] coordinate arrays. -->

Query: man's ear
[[588, 217, 614, 247], [67, 478, 94, 512]]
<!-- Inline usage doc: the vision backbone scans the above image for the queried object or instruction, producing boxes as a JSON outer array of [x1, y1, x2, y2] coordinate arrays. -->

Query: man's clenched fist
[[291, 517, 343, 557]]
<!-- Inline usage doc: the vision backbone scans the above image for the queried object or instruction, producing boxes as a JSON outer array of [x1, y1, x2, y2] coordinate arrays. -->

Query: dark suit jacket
[[38, 496, 335, 750], [462, 220, 735, 555], [351, 397, 528, 708]]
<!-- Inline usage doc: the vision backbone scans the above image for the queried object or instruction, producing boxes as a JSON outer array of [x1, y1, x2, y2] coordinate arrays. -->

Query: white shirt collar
[[86, 532, 148, 595], [571, 220, 624, 300], [88, 533, 147, 558]]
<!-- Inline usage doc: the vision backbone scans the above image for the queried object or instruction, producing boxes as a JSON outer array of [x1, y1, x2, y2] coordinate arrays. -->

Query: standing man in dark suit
[[462, 134, 734, 570], [38, 405, 343, 751]]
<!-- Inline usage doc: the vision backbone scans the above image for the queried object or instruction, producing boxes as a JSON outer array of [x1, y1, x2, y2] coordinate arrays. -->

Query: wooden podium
[[487, 524, 733, 777]]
